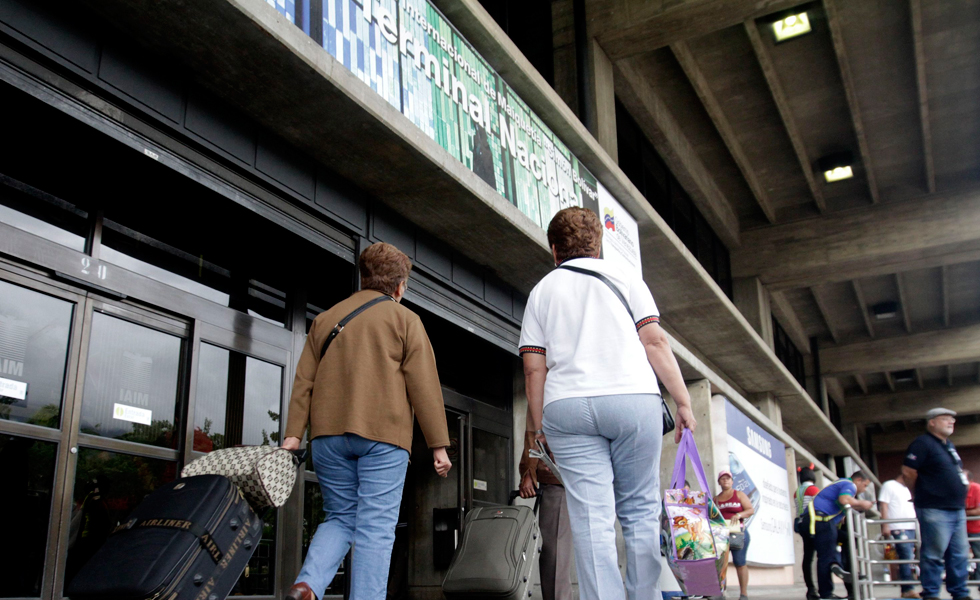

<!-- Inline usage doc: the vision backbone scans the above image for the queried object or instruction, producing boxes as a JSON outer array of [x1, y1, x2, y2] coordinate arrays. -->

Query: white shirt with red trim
[[518, 257, 661, 409]]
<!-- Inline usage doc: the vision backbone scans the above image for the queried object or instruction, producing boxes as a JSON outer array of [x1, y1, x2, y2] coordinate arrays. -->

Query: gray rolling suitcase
[[442, 492, 541, 600]]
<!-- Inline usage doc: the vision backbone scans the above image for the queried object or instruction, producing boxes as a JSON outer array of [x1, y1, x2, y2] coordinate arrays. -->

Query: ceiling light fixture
[[871, 301, 899, 321], [772, 12, 812, 42], [818, 151, 855, 183]]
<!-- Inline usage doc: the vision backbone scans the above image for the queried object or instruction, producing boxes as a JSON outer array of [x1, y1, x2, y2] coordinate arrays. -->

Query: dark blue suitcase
[[66, 475, 261, 600]]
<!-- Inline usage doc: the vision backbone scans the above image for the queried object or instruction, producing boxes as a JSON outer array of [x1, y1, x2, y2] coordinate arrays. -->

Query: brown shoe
[[286, 582, 315, 600], [900, 591, 919, 599]]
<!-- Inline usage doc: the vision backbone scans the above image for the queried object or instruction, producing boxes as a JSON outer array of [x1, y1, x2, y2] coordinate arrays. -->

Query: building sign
[[725, 400, 794, 566], [307, 0, 598, 229], [597, 182, 642, 275]]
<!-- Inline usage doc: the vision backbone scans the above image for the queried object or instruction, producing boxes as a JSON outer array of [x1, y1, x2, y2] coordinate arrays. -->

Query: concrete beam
[[873, 421, 980, 453], [614, 57, 741, 248], [896, 273, 913, 333], [824, 0, 879, 204], [844, 384, 980, 425], [909, 0, 936, 193], [770, 290, 811, 355], [733, 277, 774, 349], [820, 322, 980, 378], [671, 41, 777, 223], [591, 0, 807, 62], [744, 18, 826, 213], [942, 265, 950, 327], [854, 373, 868, 395], [852, 281, 875, 338], [811, 286, 841, 344], [732, 187, 980, 290]]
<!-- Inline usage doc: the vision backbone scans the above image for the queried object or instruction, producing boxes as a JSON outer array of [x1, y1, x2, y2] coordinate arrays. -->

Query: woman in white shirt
[[520, 207, 696, 600]]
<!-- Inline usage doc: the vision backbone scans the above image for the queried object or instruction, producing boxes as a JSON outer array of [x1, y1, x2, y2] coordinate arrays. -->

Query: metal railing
[[845, 509, 980, 600]]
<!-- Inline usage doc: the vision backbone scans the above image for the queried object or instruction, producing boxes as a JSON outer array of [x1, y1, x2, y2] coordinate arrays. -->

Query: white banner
[[725, 400, 794, 566], [597, 182, 642, 276]]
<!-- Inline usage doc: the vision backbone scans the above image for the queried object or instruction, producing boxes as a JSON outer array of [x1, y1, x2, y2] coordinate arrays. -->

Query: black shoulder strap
[[559, 265, 633, 321], [320, 295, 394, 360]]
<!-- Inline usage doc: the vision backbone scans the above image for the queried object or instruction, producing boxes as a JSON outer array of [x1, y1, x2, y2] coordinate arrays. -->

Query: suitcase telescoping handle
[[509, 489, 541, 515], [289, 449, 309, 465]]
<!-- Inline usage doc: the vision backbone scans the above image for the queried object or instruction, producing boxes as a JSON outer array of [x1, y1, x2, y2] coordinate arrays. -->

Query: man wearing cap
[[902, 408, 971, 600]]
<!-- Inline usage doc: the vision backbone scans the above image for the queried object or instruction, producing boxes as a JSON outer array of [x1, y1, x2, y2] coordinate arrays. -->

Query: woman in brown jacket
[[282, 242, 451, 600]]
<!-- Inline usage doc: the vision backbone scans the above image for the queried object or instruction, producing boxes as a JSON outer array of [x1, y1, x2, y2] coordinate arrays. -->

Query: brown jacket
[[285, 290, 450, 452], [518, 406, 562, 487]]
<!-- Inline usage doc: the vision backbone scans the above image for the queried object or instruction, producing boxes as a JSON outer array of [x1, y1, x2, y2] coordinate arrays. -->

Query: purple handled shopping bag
[[660, 430, 730, 596]]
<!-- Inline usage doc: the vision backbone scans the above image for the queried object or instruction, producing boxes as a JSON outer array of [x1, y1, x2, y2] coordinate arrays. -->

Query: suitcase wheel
[[230, 518, 240, 530], [193, 574, 204, 586]]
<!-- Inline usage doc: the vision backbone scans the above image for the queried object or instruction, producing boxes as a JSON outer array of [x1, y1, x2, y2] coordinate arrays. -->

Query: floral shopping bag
[[661, 430, 730, 596]]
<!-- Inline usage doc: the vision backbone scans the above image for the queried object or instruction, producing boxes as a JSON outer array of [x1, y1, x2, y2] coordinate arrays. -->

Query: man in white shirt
[[878, 473, 919, 598]]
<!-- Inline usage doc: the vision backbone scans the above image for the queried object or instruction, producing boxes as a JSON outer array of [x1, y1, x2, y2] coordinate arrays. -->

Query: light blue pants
[[297, 434, 409, 600], [543, 394, 664, 600], [918, 507, 970, 598]]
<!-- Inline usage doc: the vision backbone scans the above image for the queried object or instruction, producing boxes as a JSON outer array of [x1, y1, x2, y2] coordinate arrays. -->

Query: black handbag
[[558, 265, 676, 436]]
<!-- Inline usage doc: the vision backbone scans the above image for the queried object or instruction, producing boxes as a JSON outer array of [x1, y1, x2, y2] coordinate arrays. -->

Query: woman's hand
[[674, 405, 697, 443], [520, 472, 537, 498], [281, 436, 302, 451], [433, 447, 452, 477]]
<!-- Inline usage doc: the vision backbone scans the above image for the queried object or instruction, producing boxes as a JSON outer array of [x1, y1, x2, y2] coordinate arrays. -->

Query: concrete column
[[551, 0, 578, 114], [749, 391, 782, 428], [586, 39, 618, 162], [734, 277, 774, 349], [660, 380, 727, 494]]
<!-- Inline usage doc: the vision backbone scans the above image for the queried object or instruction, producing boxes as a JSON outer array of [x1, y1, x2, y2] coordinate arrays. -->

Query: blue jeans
[[543, 394, 663, 600], [891, 530, 916, 592], [731, 528, 750, 567], [918, 508, 970, 598], [297, 434, 409, 600]]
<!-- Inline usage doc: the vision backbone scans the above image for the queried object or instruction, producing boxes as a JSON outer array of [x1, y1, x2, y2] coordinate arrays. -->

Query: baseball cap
[[925, 407, 956, 420], [717, 470, 733, 481]]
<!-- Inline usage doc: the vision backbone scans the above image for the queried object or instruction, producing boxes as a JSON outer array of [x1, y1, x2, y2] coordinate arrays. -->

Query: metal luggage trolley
[[845, 509, 980, 600]]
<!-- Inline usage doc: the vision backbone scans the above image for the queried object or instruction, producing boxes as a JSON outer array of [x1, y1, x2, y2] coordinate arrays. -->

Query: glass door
[[55, 297, 190, 598], [0, 269, 84, 600], [184, 321, 291, 597]]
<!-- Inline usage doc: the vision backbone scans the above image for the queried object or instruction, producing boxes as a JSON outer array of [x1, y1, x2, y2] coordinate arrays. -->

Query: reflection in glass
[[232, 510, 277, 596], [303, 481, 347, 596], [0, 280, 73, 428], [0, 435, 57, 597], [0, 186, 88, 251], [79, 313, 182, 448], [473, 428, 509, 506], [64, 448, 176, 591], [102, 245, 230, 306], [193, 344, 282, 452]]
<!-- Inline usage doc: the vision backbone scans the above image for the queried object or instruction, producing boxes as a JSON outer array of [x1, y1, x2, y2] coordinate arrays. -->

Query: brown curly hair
[[547, 207, 603, 263], [359, 242, 412, 295]]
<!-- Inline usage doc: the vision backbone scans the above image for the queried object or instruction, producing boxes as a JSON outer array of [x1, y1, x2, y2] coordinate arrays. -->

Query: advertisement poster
[[596, 182, 642, 275], [297, 0, 599, 229], [725, 400, 794, 566]]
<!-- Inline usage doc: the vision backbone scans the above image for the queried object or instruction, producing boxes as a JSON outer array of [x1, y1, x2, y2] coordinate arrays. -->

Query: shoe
[[952, 597, 972, 600], [285, 582, 315, 600], [806, 592, 820, 600], [900, 591, 919, 599], [738, 595, 748, 600], [830, 564, 852, 583]]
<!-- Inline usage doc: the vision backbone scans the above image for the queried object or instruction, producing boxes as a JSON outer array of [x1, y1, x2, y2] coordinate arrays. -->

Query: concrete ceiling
[[589, 0, 980, 451]]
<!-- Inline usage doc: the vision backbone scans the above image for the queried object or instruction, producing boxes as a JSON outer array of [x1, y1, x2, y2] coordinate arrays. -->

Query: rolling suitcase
[[442, 492, 541, 600], [66, 474, 262, 600]]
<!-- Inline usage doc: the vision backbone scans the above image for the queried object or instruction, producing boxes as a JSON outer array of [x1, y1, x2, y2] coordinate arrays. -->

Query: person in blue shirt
[[805, 472, 874, 599], [902, 407, 971, 600]]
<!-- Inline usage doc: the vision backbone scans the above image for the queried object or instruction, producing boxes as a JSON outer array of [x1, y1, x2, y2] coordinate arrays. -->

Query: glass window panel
[[472, 428, 509, 507], [101, 245, 230, 306], [0, 185, 88, 251], [0, 434, 58, 597], [0, 280, 73, 428], [231, 511, 277, 596], [64, 448, 176, 591], [79, 313, 182, 448], [302, 481, 347, 596], [193, 344, 282, 452]]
